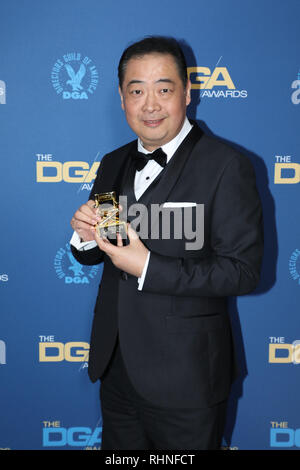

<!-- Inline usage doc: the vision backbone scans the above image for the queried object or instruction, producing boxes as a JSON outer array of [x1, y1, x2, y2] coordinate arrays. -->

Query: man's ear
[[118, 86, 125, 110], [185, 79, 192, 107]]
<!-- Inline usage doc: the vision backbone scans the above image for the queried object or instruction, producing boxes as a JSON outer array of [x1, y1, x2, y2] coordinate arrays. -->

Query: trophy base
[[96, 221, 127, 240]]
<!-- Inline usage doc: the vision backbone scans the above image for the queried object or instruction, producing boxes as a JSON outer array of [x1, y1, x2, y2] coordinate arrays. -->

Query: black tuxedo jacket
[[71, 122, 263, 408]]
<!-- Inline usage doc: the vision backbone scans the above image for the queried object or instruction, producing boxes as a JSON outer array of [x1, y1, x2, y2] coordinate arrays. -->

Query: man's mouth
[[142, 118, 165, 127]]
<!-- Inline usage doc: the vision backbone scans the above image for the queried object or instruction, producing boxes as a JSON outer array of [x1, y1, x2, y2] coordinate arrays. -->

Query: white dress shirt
[[70, 116, 193, 289]]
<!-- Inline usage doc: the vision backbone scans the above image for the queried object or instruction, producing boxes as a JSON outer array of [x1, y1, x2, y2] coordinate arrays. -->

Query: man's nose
[[142, 91, 161, 113]]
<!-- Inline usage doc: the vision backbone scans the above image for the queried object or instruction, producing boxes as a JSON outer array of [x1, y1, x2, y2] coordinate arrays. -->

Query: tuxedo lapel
[[115, 141, 136, 199], [146, 123, 203, 207], [133, 124, 204, 235], [119, 144, 137, 213], [117, 122, 203, 206]]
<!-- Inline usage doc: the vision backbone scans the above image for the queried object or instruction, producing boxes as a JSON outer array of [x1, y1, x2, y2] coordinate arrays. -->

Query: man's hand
[[70, 200, 100, 242], [95, 224, 149, 278]]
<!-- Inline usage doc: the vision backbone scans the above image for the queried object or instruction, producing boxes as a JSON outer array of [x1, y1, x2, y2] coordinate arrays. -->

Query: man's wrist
[[70, 231, 97, 251]]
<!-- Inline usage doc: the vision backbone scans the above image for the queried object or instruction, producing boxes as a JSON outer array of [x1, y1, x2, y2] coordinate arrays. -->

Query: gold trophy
[[94, 191, 127, 240]]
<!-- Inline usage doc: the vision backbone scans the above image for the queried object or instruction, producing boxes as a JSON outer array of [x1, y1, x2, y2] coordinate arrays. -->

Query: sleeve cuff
[[137, 251, 151, 291], [70, 231, 98, 251]]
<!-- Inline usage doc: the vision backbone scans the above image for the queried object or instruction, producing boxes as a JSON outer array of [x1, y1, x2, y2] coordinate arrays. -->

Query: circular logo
[[54, 242, 100, 284], [51, 52, 99, 100], [289, 249, 300, 285]]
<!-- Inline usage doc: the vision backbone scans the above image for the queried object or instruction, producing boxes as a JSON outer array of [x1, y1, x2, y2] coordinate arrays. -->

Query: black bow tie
[[132, 147, 167, 171]]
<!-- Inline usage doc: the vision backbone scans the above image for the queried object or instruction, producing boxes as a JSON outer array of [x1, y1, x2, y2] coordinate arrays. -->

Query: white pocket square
[[163, 202, 197, 208]]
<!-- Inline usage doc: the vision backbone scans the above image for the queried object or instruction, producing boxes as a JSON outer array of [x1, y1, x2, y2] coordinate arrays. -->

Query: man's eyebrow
[[126, 80, 144, 88], [126, 78, 175, 88], [155, 78, 175, 84]]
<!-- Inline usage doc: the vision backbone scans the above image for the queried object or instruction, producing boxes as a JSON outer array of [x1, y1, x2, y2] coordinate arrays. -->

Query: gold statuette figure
[[94, 191, 127, 240]]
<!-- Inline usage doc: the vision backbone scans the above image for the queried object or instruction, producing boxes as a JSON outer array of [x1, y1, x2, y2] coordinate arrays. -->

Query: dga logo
[[54, 242, 99, 284], [0, 80, 6, 104], [291, 69, 300, 105], [187, 59, 247, 98], [42, 420, 101, 448], [39, 336, 89, 363], [36, 154, 100, 190], [51, 52, 99, 100], [289, 249, 300, 284], [270, 421, 300, 448], [0, 340, 6, 365], [268, 337, 300, 364]]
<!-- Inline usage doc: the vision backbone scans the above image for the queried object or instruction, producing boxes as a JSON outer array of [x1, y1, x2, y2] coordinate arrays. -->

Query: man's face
[[119, 53, 191, 151]]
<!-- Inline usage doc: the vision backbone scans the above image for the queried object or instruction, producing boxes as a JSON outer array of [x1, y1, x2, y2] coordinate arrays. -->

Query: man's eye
[[160, 88, 171, 94], [131, 90, 142, 95]]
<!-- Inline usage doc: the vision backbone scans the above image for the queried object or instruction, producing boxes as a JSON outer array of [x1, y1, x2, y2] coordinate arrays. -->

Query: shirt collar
[[137, 117, 193, 163]]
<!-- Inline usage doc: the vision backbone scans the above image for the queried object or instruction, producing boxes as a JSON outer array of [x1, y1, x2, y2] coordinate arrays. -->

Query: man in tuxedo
[[70, 36, 263, 450]]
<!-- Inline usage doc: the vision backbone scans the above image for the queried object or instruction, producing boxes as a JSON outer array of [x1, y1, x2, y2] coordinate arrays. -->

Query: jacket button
[[121, 271, 128, 281]]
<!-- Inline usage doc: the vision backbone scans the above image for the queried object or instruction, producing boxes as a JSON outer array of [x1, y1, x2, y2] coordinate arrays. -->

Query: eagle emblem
[[65, 63, 86, 92]]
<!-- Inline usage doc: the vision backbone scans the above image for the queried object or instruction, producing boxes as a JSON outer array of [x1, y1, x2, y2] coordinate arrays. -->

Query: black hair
[[118, 36, 188, 89]]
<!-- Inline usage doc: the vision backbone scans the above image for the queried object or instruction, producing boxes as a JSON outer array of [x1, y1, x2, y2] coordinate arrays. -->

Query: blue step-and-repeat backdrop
[[1, 0, 299, 451]]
